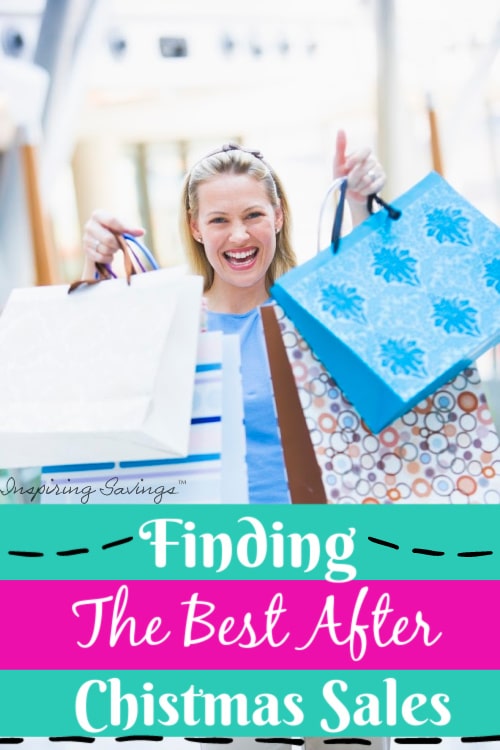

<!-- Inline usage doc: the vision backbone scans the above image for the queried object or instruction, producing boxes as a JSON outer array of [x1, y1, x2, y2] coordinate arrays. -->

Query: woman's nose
[[229, 222, 249, 243]]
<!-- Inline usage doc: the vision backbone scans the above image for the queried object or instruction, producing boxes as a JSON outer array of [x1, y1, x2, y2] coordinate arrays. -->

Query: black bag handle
[[367, 193, 402, 221], [318, 178, 402, 255]]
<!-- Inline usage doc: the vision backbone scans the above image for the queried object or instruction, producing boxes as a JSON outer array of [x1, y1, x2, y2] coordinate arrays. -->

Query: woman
[[82, 130, 386, 504]]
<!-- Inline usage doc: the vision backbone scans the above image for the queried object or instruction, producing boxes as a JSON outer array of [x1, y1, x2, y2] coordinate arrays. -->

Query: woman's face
[[190, 173, 283, 298]]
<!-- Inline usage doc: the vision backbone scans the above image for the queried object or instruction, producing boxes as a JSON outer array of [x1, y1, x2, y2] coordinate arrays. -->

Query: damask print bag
[[271, 171, 500, 433]]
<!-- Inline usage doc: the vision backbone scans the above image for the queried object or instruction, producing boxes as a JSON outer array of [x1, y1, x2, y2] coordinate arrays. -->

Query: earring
[[197, 236, 203, 243]]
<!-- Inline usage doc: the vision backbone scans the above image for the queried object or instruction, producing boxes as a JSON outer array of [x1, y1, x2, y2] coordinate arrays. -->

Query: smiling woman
[[188, 173, 283, 311], [81, 135, 385, 504], [181, 143, 293, 312]]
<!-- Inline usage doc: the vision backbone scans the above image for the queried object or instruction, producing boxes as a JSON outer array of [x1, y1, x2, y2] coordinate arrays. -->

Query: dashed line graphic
[[367, 536, 493, 558], [323, 742, 372, 746], [115, 738, 164, 743], [367, 538, 400, 550], [461, 738, 500, 743], [7, 550, 44, 558], [56, 548, 89, 557], [1, 739, 499, 746], [3, 535, 494, 562], [48, 739, 95, 744], [411, 548, 445, 557], [6, 536, 134, 559], [102, 536, 134, 550], [457, 551, 493, 558]]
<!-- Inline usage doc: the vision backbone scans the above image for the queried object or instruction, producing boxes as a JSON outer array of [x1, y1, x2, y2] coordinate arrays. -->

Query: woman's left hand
[[333, 129, 386, 225]]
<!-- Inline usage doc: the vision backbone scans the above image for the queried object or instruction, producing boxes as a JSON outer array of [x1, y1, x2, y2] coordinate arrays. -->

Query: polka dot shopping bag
[[272, 302, 500, 504]]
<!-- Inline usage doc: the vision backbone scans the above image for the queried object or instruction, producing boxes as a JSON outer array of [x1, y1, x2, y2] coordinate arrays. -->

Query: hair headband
[[189, 143, 267, 178], [203, 142, 265, 161], [185, 142, 277, 209]]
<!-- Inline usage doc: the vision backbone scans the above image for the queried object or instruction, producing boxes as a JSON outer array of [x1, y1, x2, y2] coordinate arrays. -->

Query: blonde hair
[[180, 143, 297, 291]]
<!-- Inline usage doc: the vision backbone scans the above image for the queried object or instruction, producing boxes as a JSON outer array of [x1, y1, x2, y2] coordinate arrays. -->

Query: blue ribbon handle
[[317, 177, 348, 255], [317, 178, 402, 256], [122, 232, 160, 271]]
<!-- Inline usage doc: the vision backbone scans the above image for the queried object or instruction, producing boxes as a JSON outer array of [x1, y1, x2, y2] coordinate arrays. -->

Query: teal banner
[[0, 670, 499, 737], [0, 504, 498, 581]]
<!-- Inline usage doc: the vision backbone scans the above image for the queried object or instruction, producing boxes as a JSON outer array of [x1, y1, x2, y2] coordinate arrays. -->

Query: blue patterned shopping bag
[[271, 171, 500, 433]]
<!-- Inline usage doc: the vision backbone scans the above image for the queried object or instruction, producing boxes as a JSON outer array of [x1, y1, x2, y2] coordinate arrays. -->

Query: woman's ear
[[189, 217, 202, 243], [275, 205, 284, 232]]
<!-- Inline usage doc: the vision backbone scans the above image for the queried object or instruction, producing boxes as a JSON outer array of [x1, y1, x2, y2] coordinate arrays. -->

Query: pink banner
[[1, 579, 497, 670]]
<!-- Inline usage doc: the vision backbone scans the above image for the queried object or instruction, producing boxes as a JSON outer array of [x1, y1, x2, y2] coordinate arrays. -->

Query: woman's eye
[[210, 217, 226, 224], [247, 211, 263, 220]]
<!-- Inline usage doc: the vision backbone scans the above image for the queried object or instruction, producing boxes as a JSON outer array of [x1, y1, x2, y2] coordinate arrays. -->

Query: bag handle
[[122, 232, 160, 272], [317, 178, 402, 255], [68, 233, 159, 293], [367, 193, 402, 221], [317, 177, 347, 254]]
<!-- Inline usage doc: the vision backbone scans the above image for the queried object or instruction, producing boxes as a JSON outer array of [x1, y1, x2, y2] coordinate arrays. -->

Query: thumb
[[333, 128, 348, 177], [123, 227, 146, 238]]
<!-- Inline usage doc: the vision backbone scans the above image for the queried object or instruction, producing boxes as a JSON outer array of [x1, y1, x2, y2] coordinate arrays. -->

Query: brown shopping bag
[[273, 302, 500, 504], [260, 304, 327, 504], [0, 251, 203, 468]]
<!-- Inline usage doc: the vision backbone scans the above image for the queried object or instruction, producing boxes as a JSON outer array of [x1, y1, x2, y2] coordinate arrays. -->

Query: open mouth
[[223, 248, 259, 267]]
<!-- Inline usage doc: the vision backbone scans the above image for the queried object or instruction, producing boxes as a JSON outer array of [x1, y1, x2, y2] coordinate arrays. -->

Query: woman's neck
[[205, 283, 269, 314]]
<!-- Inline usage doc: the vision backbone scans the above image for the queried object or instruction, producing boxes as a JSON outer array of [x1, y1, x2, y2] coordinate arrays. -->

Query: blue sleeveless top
[[206, 307, 291, 505]]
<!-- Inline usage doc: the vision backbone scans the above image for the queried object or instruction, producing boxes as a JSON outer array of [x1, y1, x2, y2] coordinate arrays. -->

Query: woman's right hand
[[82, 209, 145, 268]]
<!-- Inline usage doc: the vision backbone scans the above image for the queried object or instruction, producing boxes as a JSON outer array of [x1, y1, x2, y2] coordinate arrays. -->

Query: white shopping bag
[[0, 268, 203, 467], [221, 333, 248, 503], [40, 331, 249, 504]]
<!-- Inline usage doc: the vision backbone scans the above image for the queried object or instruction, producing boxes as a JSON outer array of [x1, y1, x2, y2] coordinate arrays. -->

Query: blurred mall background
[[0, 0, 499, 418]]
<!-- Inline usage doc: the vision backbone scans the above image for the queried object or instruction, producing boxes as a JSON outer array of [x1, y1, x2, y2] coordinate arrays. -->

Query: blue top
[[207, 306, 291, 505]]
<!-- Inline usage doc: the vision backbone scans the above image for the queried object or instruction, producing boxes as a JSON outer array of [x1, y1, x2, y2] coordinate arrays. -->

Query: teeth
[[226, 249, 256, 260]]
